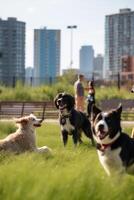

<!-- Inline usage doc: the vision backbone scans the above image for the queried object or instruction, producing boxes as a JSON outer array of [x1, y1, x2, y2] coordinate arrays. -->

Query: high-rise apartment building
[[79, 45, 94, 79], [104, 8, 134, 80], [94, 54, 104, 80], [0, 17, 25, 85], [34, 27, 61, 85], [25, 67, 34, 86]]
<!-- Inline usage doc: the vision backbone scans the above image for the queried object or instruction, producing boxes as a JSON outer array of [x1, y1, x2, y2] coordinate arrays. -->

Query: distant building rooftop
[[7, 17, 17, 21], [119, 8, 131, 13], [106, 8, 134, 17]]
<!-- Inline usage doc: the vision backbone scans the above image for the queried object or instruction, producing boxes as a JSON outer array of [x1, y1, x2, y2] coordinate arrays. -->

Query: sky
[[0, 0, 134, 72]]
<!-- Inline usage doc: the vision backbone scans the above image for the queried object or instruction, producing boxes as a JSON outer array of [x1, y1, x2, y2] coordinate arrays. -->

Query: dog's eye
[[96, 114, 102, 121], [31, 118, 35, 121], [106, 117, 111, 123]]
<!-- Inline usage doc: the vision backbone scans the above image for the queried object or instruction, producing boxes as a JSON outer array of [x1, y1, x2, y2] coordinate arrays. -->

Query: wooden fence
[[0, 99, 133, 121], [0, 101, 58, 119]]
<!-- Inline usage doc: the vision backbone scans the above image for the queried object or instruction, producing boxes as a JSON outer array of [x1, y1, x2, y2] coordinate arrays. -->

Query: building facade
[[104, 8, 134, 80], [93, 54, 104, 80], [25, 67, 34, 86], [34, 27, 61, 85], [79, 45, 94, 79], [0, 17, 25, 86], [121, 55, 134, 81]]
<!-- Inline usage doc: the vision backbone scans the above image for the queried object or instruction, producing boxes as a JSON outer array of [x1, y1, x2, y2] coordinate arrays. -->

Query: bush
[[0, 78, 133, 101]]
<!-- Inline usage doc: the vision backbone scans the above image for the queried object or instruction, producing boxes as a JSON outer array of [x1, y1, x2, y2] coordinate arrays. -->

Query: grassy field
[[0, 121, 134, 200]]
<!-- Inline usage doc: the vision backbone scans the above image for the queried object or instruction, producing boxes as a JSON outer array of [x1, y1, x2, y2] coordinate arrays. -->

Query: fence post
[[49, 77, 52, 85], [117, 72, 121, 90], [12, 76, 16, 88], [21, 102, 25, 117], [30, 76, 33, 87]]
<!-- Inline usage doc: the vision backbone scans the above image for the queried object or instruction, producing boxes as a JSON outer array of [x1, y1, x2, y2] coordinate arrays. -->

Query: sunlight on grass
[[0, 122, 133, 199]]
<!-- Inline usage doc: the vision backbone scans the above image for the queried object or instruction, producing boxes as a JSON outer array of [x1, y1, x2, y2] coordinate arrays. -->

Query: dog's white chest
[[97, 147, 125, 176], [61, 118, 74, 133]]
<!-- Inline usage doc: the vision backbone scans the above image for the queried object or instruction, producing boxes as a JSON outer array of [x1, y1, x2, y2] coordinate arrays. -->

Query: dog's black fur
[[87, 95, 95, 119], [54, 92, 94, 146], [91, 104, 134, 175]]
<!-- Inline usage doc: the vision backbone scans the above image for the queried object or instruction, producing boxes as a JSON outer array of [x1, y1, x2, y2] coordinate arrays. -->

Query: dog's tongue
[[98, 131, 106, 140]]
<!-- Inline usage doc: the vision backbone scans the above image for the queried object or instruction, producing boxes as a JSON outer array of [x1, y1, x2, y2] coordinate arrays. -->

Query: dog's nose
[[58, 99, 62, 104], [39, 119, 43, 123], [98, 124, 104, 131]]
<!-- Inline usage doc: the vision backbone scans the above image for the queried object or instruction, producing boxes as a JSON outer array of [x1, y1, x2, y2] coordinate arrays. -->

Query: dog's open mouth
[[34, 123, 42, 127], [97, 131, 108, 140], [59, 105, 67, 110]]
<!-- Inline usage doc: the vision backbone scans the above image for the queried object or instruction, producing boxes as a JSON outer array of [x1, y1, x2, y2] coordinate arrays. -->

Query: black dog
[[54, 92, 94, 146], [91, 104, 134, 176]]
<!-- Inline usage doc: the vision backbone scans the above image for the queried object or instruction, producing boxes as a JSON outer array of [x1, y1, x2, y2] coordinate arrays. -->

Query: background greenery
[[0, 70, 133, 101], [0, 121, 133, 200]]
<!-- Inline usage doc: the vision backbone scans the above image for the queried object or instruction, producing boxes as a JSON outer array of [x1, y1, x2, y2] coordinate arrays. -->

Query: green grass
[[95, 86, 133, 102], [0, 82, 133, 102], [0, 122, 133, 199]]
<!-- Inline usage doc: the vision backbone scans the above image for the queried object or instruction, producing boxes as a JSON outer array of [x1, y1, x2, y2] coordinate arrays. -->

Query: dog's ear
[[54, 93, 62, 109], [91, 104, 101, 121], [29, 113, 35, 118], [116, 103, 122, 115], [15, 117, 28, 124], [68, 94, 75, 109], [54, 93, 63, 109]]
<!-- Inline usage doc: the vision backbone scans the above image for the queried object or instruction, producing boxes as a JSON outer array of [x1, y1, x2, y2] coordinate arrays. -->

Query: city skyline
[[0, 0, 134, 72]]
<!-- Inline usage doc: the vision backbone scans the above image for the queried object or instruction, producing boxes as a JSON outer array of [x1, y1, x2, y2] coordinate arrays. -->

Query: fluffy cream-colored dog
[[0, 114, 51, 154]]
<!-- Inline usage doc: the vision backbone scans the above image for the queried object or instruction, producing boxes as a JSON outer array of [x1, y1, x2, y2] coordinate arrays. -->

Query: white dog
[[0, 114, 51, 154]]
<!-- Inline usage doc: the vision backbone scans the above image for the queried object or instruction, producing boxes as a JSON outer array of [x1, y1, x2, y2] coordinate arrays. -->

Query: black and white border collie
[[91, 104, 134, 176], [54, 92, 94, 146]]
